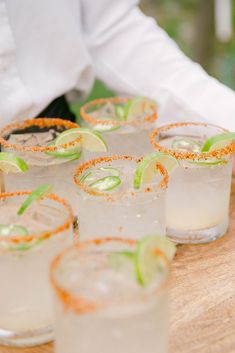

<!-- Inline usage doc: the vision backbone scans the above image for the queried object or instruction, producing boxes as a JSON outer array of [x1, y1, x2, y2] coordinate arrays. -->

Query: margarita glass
[[0, 118, 81, 193], [150, 122, 235, 244], [50, 237, 169, 353], [73, 155, 168, 240], [0, 190, 73, 346], [80, 97, 157, 158]]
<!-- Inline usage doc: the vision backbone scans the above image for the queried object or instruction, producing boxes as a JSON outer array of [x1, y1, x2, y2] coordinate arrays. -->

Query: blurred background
[[71, 0, 235, 121]]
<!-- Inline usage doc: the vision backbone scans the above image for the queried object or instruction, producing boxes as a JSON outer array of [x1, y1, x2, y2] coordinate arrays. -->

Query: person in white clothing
[[0, 0, 234, 170]]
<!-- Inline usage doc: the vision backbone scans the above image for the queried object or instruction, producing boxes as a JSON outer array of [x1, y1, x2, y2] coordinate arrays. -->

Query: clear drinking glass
[[73, 155, 168, 240], [80, 97, 157, 158], [0, 190, 74, 346], [50, 237, 169, 353], [0, 118, 81, 194], [150, 122, 234, 244]]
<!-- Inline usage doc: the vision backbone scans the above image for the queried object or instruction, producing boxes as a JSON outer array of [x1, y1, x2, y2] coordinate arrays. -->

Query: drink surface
[[7, 131, 71, 166]]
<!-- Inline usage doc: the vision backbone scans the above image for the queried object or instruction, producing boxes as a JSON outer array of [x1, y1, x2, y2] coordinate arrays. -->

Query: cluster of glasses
[[0, 97, 234, 352]]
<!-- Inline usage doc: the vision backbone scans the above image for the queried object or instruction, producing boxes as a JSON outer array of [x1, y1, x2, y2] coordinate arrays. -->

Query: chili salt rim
[[150, 122, 235, 161], [80, 97, 158, 127], [50, 237, 170, 314], [0, 190, 74, 244], [0, 118, 81, 152], [73, 155, 168, 199]]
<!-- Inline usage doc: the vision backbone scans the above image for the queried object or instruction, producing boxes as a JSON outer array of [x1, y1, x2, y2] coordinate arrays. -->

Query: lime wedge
[[124, 97, 156, 121], [93, 117, 120, 133], [17, 184, 53, 215], [0, 224, 28, 237], [0, 152, 28, 174], [46, 142, 82, 160], [89, 176, 121, 191], [202, 132, 235, 152], [135, 236, 176, 286], [55, 128, 108, 152], [134, 152, 178, 189], [172, 138, 201, 153]]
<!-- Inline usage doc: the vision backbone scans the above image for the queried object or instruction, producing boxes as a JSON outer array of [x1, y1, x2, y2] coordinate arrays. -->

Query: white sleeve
[[81, 0, 235, 131]]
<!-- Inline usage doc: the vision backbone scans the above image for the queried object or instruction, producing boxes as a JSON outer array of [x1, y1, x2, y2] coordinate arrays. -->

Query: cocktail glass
[[80, 97, 157, 158], [73, 155, 168, 240], [50, 237, 169, 353], [0, 118, 81, 194], [150, 122, 235, 244], [0, 190, 74, 346]]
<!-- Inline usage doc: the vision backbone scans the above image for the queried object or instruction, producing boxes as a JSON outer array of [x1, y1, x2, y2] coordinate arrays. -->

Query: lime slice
[[89, 176, 121, 191], [17, 184, 53, 215], [93, 117, 120, 133], [134, 152, 178, 189], [45, 143, 82, 160], [79, 172, 93, 184], [135, 236, 176, 286], [55, 128, 108, 152], [0, 224, 28, 237], [124, 97, 156, 121], [172, 138, 202, 153], [0, 152, 28, 174], [202, 132, 235, 152]]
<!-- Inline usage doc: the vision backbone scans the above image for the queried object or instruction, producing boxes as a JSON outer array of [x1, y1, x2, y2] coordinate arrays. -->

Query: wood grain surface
[[1, 180, 234, 353]]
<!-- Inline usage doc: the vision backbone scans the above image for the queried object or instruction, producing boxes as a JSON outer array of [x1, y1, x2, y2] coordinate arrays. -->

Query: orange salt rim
[[0, 118, 81, 152], [0, 190, 74, 245], [50, 237, 169, 314], [80, 97, 157, 127], [150, 122, 235, 161], [73, 155, 168, 199]]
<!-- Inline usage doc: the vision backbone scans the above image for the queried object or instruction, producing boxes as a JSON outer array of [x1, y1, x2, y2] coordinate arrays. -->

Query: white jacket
[[1, 0, 235, 130]]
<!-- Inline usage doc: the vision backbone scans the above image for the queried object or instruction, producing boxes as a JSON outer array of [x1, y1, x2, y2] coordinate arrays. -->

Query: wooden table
[[1, 180, 234, 353]]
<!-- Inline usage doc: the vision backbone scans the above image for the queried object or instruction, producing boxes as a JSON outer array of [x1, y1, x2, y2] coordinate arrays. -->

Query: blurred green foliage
[[72, 0, 235, 122]]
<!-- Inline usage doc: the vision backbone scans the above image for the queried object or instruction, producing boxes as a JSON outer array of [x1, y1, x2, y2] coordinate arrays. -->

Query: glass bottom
[[166, 221, 228, 244], [0, 325, 53, 347]]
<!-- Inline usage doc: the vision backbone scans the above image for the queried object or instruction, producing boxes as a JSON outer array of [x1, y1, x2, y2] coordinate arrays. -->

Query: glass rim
[[0, 118, 80, 152], [50, 237, 169, 315], [0, 190, 74, 245], [73, 155, 168, 199], [150, 121, 235, 160], [80, 97, 158, 127]]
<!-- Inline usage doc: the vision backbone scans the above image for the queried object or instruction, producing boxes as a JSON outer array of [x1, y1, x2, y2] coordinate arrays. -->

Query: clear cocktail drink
[[150, 122, 234, 243], [51, 238, 169, 353], [80, 97, 157, 158], [0, 118, 81, 194], [73, 155, 168, 240], [0, 191, 73, 346]]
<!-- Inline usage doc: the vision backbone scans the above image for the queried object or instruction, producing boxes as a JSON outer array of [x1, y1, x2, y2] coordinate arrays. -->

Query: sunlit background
[[71, 0, 235, 121]]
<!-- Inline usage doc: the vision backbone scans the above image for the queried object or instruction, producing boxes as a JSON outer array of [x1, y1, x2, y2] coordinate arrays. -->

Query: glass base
[[166, 222, 228, 244], [0, 325, 53, 347]]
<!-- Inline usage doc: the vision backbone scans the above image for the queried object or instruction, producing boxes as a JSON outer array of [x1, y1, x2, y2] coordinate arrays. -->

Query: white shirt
[[1, 0, 235, 130]]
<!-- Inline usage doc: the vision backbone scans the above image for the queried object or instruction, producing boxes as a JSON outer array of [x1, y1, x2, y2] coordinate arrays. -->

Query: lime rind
[[0, 152, 28, 174], [55, 127, 108, 152], [202, 132, 235, 152], [17, 184, 53, 216], [89, 176, 121, 191], [134, 152, 178, 189]]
